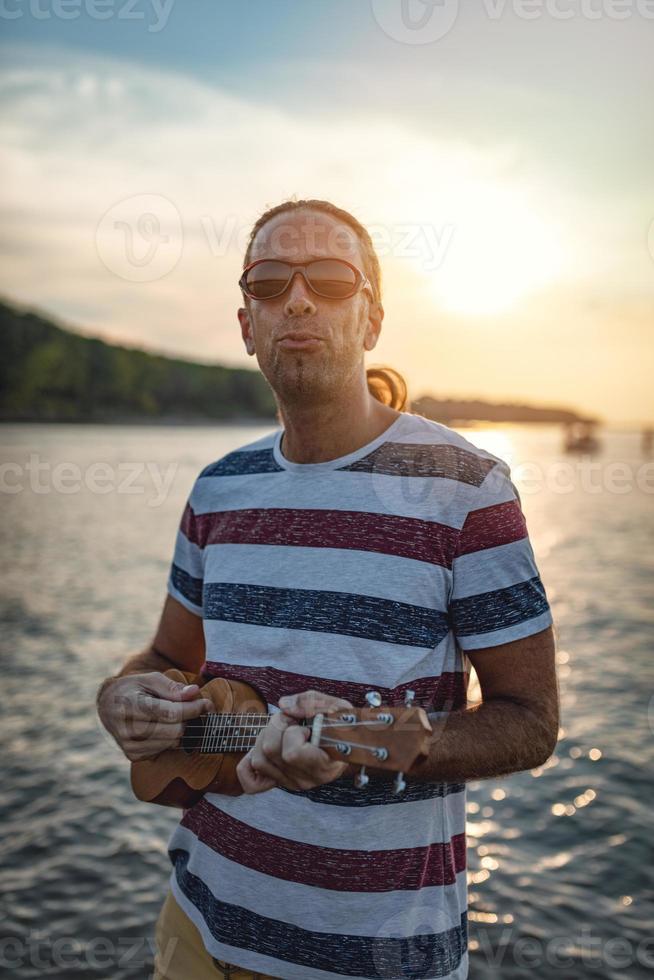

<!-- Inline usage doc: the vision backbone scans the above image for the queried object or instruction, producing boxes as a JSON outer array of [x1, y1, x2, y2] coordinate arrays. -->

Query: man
[[97, 198, 558, 980]]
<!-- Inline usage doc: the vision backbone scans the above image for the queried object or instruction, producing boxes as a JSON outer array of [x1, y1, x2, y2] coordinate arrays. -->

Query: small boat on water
[[562, 420, 601, 454]]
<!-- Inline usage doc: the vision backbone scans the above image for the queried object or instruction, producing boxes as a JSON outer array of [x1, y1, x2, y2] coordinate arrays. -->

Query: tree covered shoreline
[[0, 299, 595, 426]]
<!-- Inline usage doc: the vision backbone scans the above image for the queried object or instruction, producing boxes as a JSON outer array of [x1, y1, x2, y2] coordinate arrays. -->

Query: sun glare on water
[[461, 429, 517, 468]]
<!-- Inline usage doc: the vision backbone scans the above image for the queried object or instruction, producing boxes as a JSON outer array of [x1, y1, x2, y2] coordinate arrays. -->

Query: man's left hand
[[236, 690, 354, 794]]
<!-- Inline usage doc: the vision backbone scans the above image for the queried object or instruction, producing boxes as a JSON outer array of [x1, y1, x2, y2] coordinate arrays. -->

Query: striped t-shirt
[[165, 411, 553, 980]]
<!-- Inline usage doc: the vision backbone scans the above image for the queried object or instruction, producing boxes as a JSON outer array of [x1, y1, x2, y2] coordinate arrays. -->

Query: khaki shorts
[[153, 890, 278, 980]]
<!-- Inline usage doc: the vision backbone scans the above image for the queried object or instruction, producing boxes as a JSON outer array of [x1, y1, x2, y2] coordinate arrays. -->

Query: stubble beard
[[259, 307, 368, 408], [269, 352, 338, 407]]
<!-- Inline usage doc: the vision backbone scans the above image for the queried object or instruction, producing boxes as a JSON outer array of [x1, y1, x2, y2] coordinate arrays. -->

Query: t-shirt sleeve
[[449, 457, 553, 650], [166, 485, 204, 618]]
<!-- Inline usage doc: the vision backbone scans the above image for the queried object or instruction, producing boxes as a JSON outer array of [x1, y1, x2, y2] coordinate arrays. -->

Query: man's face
[[237, 209, 383, 406]]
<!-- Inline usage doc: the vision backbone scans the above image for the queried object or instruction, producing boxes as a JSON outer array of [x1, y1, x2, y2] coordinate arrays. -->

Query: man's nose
[[283, 271, 317, 317]]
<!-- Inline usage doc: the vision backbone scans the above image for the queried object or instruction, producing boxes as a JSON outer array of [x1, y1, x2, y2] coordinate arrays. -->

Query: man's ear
[[363, 300, 384, 352], [238, 306, 256, 356]]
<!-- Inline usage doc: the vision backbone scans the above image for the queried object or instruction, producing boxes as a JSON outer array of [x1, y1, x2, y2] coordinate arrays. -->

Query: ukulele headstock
[[312, 690, 432, 794]]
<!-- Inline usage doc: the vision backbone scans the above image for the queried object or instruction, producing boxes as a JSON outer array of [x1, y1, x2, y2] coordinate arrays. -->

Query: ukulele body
[[130, 669, 267, 808]]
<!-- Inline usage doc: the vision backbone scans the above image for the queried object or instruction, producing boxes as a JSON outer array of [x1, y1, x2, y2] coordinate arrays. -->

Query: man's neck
[[278, 388, 402, 465]]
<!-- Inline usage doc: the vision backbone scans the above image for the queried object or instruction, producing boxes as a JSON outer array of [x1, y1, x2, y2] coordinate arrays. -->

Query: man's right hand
[[97, 672, 213, 762]]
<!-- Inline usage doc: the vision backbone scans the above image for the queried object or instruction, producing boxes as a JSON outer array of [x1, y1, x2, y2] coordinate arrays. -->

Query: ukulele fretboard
[[182, 713, 287, 754]]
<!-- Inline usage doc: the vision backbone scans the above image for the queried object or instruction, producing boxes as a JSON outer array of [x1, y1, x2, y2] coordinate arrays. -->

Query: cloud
[[0, 42, 651, 421]]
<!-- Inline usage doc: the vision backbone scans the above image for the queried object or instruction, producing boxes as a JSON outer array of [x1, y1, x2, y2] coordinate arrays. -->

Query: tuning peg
[[393, 772, 406, 794], [404, 689, 416, 707], [354, 766, 369, 788], [365, 691, 382, 708]]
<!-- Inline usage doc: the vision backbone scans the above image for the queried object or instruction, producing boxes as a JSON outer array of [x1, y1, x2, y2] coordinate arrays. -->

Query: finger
[[236, 753, 277, 795], [278, 725, 323, 780], [278, 690, 354, 719], [127, 720, 185, 742], [260, 710, 293, 755], [249, 738, 294, 789], [124, 703, 211, 748], [256, 713, 303, 782], [249, 724, 310, 791], [280, 726, 344, 780], [261, 726, 346, 790], [140, 672, 204, 702], [130, 694, 213, 723]]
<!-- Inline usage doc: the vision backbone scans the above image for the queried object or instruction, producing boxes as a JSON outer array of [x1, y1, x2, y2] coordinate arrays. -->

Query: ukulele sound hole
[[181, 717, 206, 754]]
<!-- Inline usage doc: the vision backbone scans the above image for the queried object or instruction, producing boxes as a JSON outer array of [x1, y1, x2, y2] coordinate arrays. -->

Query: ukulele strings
[[200, 713, 267, 753], [188, 711, 398, 754], [200, 714, 395, 729], [318, 736, 387, 753]]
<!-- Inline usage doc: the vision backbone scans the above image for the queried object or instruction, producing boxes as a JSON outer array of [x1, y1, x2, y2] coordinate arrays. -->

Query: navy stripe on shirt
[[202, 582, 451, 647], [172, 849, 468, 979]]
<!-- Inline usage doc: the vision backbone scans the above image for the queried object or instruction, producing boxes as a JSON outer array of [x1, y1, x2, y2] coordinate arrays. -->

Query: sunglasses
[[239, 258, 372, 301]]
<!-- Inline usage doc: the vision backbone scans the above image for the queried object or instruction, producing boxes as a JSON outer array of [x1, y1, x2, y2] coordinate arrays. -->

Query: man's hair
[[243, 197, 408, 412]]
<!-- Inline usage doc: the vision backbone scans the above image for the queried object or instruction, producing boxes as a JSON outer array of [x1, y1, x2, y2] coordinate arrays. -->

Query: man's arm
[[96, 596, 213, 761], [105, 594, 206, 681], [239, 626, 558, 793], [408, 625, 559, 782]]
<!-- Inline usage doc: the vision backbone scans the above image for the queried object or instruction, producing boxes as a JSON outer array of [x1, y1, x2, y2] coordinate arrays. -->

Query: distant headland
[[411, 395, 599, 427], [0, 299, 598, 426]]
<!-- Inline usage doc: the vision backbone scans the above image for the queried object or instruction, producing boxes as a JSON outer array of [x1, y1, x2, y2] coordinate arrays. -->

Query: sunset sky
[[1, 1, 652, 425]]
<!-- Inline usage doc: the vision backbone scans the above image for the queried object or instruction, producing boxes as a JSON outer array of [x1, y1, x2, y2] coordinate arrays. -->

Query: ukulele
[[130, 669, 433, 808]]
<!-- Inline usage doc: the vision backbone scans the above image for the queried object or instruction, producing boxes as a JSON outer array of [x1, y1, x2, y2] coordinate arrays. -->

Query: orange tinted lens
[[246, 261, 291, 298], [307, 260, 357, 297]]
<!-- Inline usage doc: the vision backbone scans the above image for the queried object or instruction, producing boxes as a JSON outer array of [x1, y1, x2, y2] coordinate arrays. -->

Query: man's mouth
[[277, 331, 325, 350]]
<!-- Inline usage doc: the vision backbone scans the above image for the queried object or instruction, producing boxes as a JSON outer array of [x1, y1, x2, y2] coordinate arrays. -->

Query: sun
[[397, 170, 567, 316]]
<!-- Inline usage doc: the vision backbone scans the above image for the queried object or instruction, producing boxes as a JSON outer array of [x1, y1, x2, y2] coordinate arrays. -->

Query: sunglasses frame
[[238, 258, 373, 301]]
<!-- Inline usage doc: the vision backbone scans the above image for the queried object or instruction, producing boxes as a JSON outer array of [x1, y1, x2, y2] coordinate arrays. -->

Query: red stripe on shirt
[[201, 662, 468, 712], [455, 499, 527, 557], [182, 799, 466, 891], [181, 505, 459, 568]]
